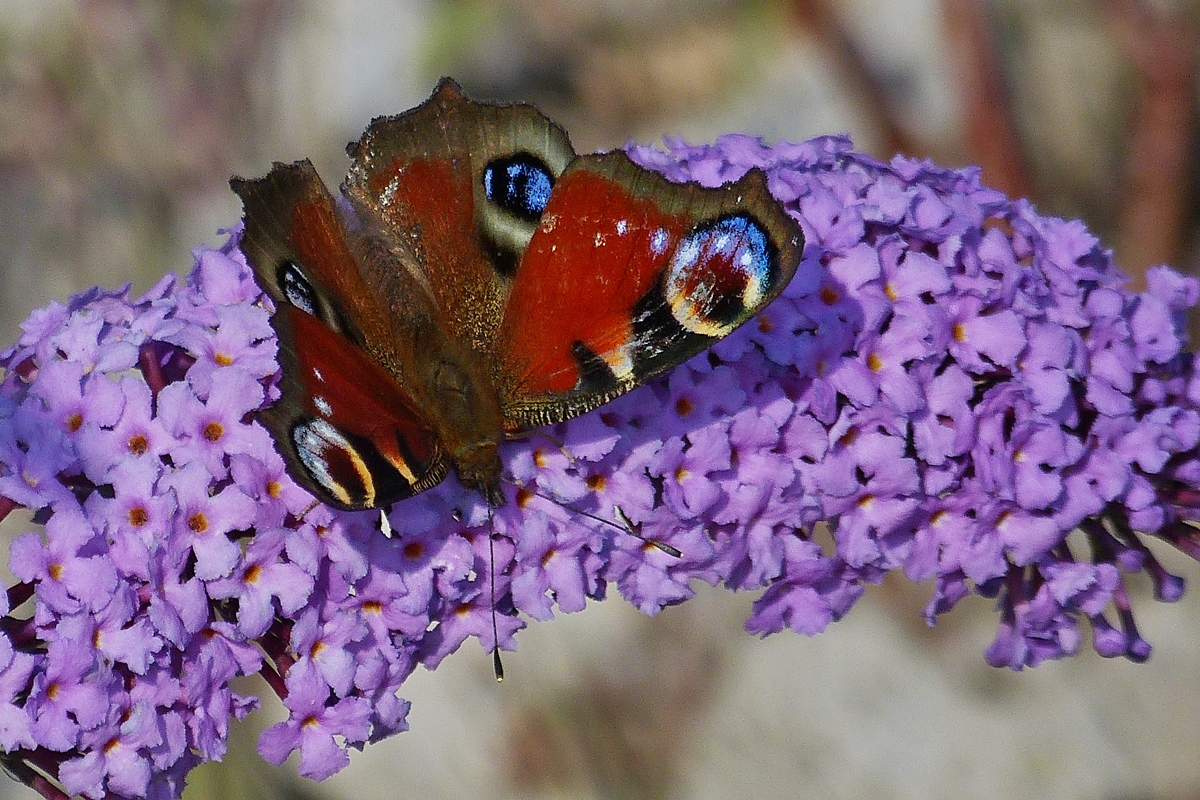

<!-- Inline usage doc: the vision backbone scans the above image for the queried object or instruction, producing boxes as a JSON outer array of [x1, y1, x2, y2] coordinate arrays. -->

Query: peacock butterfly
[[231, 78, 803, 513]]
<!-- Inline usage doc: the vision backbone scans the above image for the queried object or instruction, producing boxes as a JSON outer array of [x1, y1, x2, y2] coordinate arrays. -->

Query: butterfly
[[231, 78, 803, 514]]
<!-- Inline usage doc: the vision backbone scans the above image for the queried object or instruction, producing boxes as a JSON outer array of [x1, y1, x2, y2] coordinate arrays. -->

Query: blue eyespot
[[483, 154, 555, 221], [664, 214, 777, 337], [278, 260, 319, 317]]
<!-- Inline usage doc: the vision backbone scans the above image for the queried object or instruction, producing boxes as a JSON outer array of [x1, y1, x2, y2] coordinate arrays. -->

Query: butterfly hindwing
[[343, 78, 576, 359]]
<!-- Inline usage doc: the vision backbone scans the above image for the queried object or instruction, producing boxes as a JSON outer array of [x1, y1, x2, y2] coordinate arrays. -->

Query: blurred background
[[3, 1, 1200, 798]]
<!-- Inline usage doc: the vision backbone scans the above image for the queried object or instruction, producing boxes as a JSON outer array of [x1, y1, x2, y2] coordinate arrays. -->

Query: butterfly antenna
[[510, 481, 683, 558], [488, 504, 504, 682], [613, 504, 683, 558]]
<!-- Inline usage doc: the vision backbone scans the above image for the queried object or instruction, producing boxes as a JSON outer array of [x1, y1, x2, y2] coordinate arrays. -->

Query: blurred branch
[[791, 0, 921, 157], [1106, 0, 1198, 287], [941, 0, 1035, 200]]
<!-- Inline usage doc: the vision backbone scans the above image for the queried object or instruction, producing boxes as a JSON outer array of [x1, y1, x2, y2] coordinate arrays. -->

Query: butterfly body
[[232, 79, 803, 511]]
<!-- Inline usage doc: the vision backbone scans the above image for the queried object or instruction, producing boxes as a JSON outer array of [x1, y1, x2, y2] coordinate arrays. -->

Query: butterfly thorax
[[422, 352, 506, 506], [450, 438, 504, 506]]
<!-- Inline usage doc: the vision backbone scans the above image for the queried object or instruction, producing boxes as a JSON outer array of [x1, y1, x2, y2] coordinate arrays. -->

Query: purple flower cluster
[[0, 134, 1199, 798]]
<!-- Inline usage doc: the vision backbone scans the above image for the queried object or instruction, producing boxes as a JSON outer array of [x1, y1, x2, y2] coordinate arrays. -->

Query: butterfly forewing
[[493, 151, 803, 427], [267, 307, 448, 509], [232, 161, 449, 510]]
